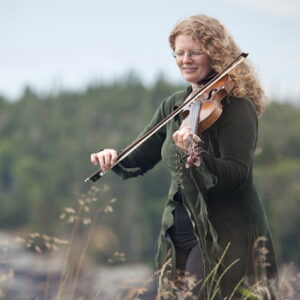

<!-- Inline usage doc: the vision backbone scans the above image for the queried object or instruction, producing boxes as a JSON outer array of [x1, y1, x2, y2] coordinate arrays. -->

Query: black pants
[[169, 194, 205, 299]]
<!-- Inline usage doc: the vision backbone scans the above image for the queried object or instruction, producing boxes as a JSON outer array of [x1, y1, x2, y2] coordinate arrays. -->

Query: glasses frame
[[172, 50, 204, 59]]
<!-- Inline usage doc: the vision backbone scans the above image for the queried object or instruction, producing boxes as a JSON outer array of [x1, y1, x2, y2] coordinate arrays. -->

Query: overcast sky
[[1, 0, 300, 101]]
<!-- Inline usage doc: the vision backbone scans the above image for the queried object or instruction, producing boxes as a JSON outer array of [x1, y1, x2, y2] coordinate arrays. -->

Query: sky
[[1, 0, 300, 101]]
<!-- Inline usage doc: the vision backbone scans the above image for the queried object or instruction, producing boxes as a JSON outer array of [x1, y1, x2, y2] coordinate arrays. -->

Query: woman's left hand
[[172, 127, 201, 153]]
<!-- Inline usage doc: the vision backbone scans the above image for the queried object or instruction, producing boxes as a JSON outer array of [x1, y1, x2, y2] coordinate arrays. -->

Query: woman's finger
[[90, 149, 118, 171], [90, 153, 99, 166]]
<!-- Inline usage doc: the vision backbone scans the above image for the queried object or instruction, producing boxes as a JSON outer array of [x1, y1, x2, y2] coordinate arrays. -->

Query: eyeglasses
[[172, 50, 203, 59]]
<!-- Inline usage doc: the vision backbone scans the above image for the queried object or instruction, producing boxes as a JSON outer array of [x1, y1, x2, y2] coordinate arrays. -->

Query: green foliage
[[254, 101, 300, 263], [0, 76, 299, 264], [0, 75, 181, 263]]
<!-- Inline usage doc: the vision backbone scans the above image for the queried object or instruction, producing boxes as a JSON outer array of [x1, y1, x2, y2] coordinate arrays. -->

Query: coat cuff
[[112, 162, 143, 179]]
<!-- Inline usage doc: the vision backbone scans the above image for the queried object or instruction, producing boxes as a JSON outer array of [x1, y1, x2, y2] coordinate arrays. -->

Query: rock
[[0, 231, 156, 299]]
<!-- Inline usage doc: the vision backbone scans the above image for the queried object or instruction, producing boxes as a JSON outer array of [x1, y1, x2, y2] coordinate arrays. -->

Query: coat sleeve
[[112, 98, 169, 179], [199, 97, 258, 190]]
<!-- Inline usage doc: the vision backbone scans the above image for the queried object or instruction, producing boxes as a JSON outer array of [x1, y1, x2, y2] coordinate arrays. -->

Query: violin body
[[181, 100, 222, 134], [180, 74, 234, 167]]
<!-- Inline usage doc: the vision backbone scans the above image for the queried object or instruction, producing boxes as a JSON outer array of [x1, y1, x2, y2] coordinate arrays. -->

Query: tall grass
[[0, 186, 299, 299]]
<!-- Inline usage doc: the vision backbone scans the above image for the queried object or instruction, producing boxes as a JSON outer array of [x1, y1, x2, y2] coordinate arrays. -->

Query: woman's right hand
[[90, 149, 118, 172]]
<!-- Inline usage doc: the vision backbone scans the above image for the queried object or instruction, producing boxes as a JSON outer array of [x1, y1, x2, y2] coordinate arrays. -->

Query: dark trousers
[[169, 195, 205, 299]]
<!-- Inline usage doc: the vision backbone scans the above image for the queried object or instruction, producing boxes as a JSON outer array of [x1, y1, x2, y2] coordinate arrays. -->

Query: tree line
[[0, 73, 299, 264]]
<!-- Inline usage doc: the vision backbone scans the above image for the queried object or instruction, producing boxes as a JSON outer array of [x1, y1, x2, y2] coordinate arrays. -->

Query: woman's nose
[[182, 52, 193, 63]]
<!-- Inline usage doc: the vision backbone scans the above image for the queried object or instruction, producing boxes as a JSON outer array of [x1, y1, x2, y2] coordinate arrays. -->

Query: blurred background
[[1, 0, 300, 299]]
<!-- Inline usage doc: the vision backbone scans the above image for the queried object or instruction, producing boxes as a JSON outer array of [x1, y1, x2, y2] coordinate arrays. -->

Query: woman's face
[[174, 34, 213, 85]]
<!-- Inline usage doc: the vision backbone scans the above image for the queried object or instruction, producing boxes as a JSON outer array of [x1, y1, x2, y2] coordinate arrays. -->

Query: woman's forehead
[[174, 34, 203, 49]]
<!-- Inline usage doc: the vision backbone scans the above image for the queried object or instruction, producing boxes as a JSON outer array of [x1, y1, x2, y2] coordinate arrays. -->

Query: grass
[[0, 185, 299, 299]]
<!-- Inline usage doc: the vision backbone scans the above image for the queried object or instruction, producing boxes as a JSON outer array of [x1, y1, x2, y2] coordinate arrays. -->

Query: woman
[[90, 14, 277, 299]]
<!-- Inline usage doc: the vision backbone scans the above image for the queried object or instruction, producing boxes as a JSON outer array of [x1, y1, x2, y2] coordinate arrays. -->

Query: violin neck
[[190, 100, 202, 135]]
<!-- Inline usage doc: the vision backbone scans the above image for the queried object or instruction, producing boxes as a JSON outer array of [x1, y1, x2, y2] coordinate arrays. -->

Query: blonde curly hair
[[169, 14, 266, 115]]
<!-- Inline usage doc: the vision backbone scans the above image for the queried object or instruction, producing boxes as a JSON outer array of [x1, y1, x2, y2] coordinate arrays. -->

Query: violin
[[181, 74, 234, 168], [85, 53, 248, 183]]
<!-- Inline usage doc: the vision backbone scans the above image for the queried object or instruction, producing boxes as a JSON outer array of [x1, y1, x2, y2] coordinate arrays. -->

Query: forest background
[[1, 73, 299, 267], [1, 0, 300, 297]]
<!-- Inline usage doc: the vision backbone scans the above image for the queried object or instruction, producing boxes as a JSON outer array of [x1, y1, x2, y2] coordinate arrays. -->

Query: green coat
[[113, 86, 277, 299]]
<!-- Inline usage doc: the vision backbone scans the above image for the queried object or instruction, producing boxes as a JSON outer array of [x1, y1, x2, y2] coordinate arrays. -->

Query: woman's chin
[[185, 78, 199, 85]]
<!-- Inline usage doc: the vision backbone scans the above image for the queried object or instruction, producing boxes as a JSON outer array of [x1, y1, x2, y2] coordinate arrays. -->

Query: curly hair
[[169, 14, 266, 115]]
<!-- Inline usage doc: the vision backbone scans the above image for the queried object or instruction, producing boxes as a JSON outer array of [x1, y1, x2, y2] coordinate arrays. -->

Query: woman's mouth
[[182, 67, 198, 73]]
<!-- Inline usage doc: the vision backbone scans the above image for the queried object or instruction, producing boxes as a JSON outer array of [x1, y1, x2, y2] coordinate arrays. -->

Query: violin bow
[[85, 52, 248, 183]]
